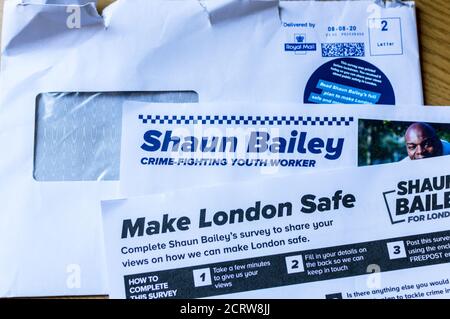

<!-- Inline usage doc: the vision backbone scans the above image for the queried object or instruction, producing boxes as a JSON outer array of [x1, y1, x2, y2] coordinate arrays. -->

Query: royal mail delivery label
[[102, 157, 450, 299], [119, 102, 450, 196]]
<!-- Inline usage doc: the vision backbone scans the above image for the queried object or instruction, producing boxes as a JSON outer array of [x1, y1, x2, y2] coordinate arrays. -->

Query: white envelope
[[0, 0, 423, 297]]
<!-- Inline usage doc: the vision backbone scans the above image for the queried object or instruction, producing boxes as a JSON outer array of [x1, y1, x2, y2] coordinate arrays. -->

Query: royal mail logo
[[296, 34, 305, 43], [284, 33, 317, 55], [383, 175, 450, 224]]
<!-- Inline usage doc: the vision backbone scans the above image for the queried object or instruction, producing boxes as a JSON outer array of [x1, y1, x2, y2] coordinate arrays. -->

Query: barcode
[[321, 43, 365, 57]]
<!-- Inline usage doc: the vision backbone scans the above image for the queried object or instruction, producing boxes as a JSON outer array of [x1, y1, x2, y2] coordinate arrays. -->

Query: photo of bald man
[[404, 122, 450, 160]]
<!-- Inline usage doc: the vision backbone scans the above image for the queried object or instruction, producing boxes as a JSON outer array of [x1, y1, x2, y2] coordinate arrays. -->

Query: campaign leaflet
[[120, 102, 450, 196], [102, 156, 450, 299]]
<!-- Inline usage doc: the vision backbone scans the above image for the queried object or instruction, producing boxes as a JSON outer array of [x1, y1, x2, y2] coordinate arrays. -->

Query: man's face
[[405, 124, 442, 160]]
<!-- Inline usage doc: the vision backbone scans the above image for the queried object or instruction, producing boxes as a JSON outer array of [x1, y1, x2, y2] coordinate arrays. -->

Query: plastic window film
[[34, 91, 198, 181]]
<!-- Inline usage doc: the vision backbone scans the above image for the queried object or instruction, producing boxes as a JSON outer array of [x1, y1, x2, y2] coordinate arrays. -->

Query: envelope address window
[[34, 92, 198, 181]]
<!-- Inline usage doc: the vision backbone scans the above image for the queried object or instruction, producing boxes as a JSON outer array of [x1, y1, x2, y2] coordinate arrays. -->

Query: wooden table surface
[[0, 0, 448, 299]]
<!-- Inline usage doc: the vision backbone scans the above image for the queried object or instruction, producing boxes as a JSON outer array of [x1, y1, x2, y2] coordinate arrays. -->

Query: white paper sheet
[[102, 156, 450, 299], [120, 102, 450, 196], [0, 0, 424, 297]]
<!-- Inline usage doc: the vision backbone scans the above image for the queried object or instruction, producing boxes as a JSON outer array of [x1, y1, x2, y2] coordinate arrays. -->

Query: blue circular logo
[[304, 58, 395, 105]]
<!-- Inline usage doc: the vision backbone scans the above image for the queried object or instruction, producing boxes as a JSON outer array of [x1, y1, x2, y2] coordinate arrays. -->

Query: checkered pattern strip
[[138, 115, 354, 126]]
